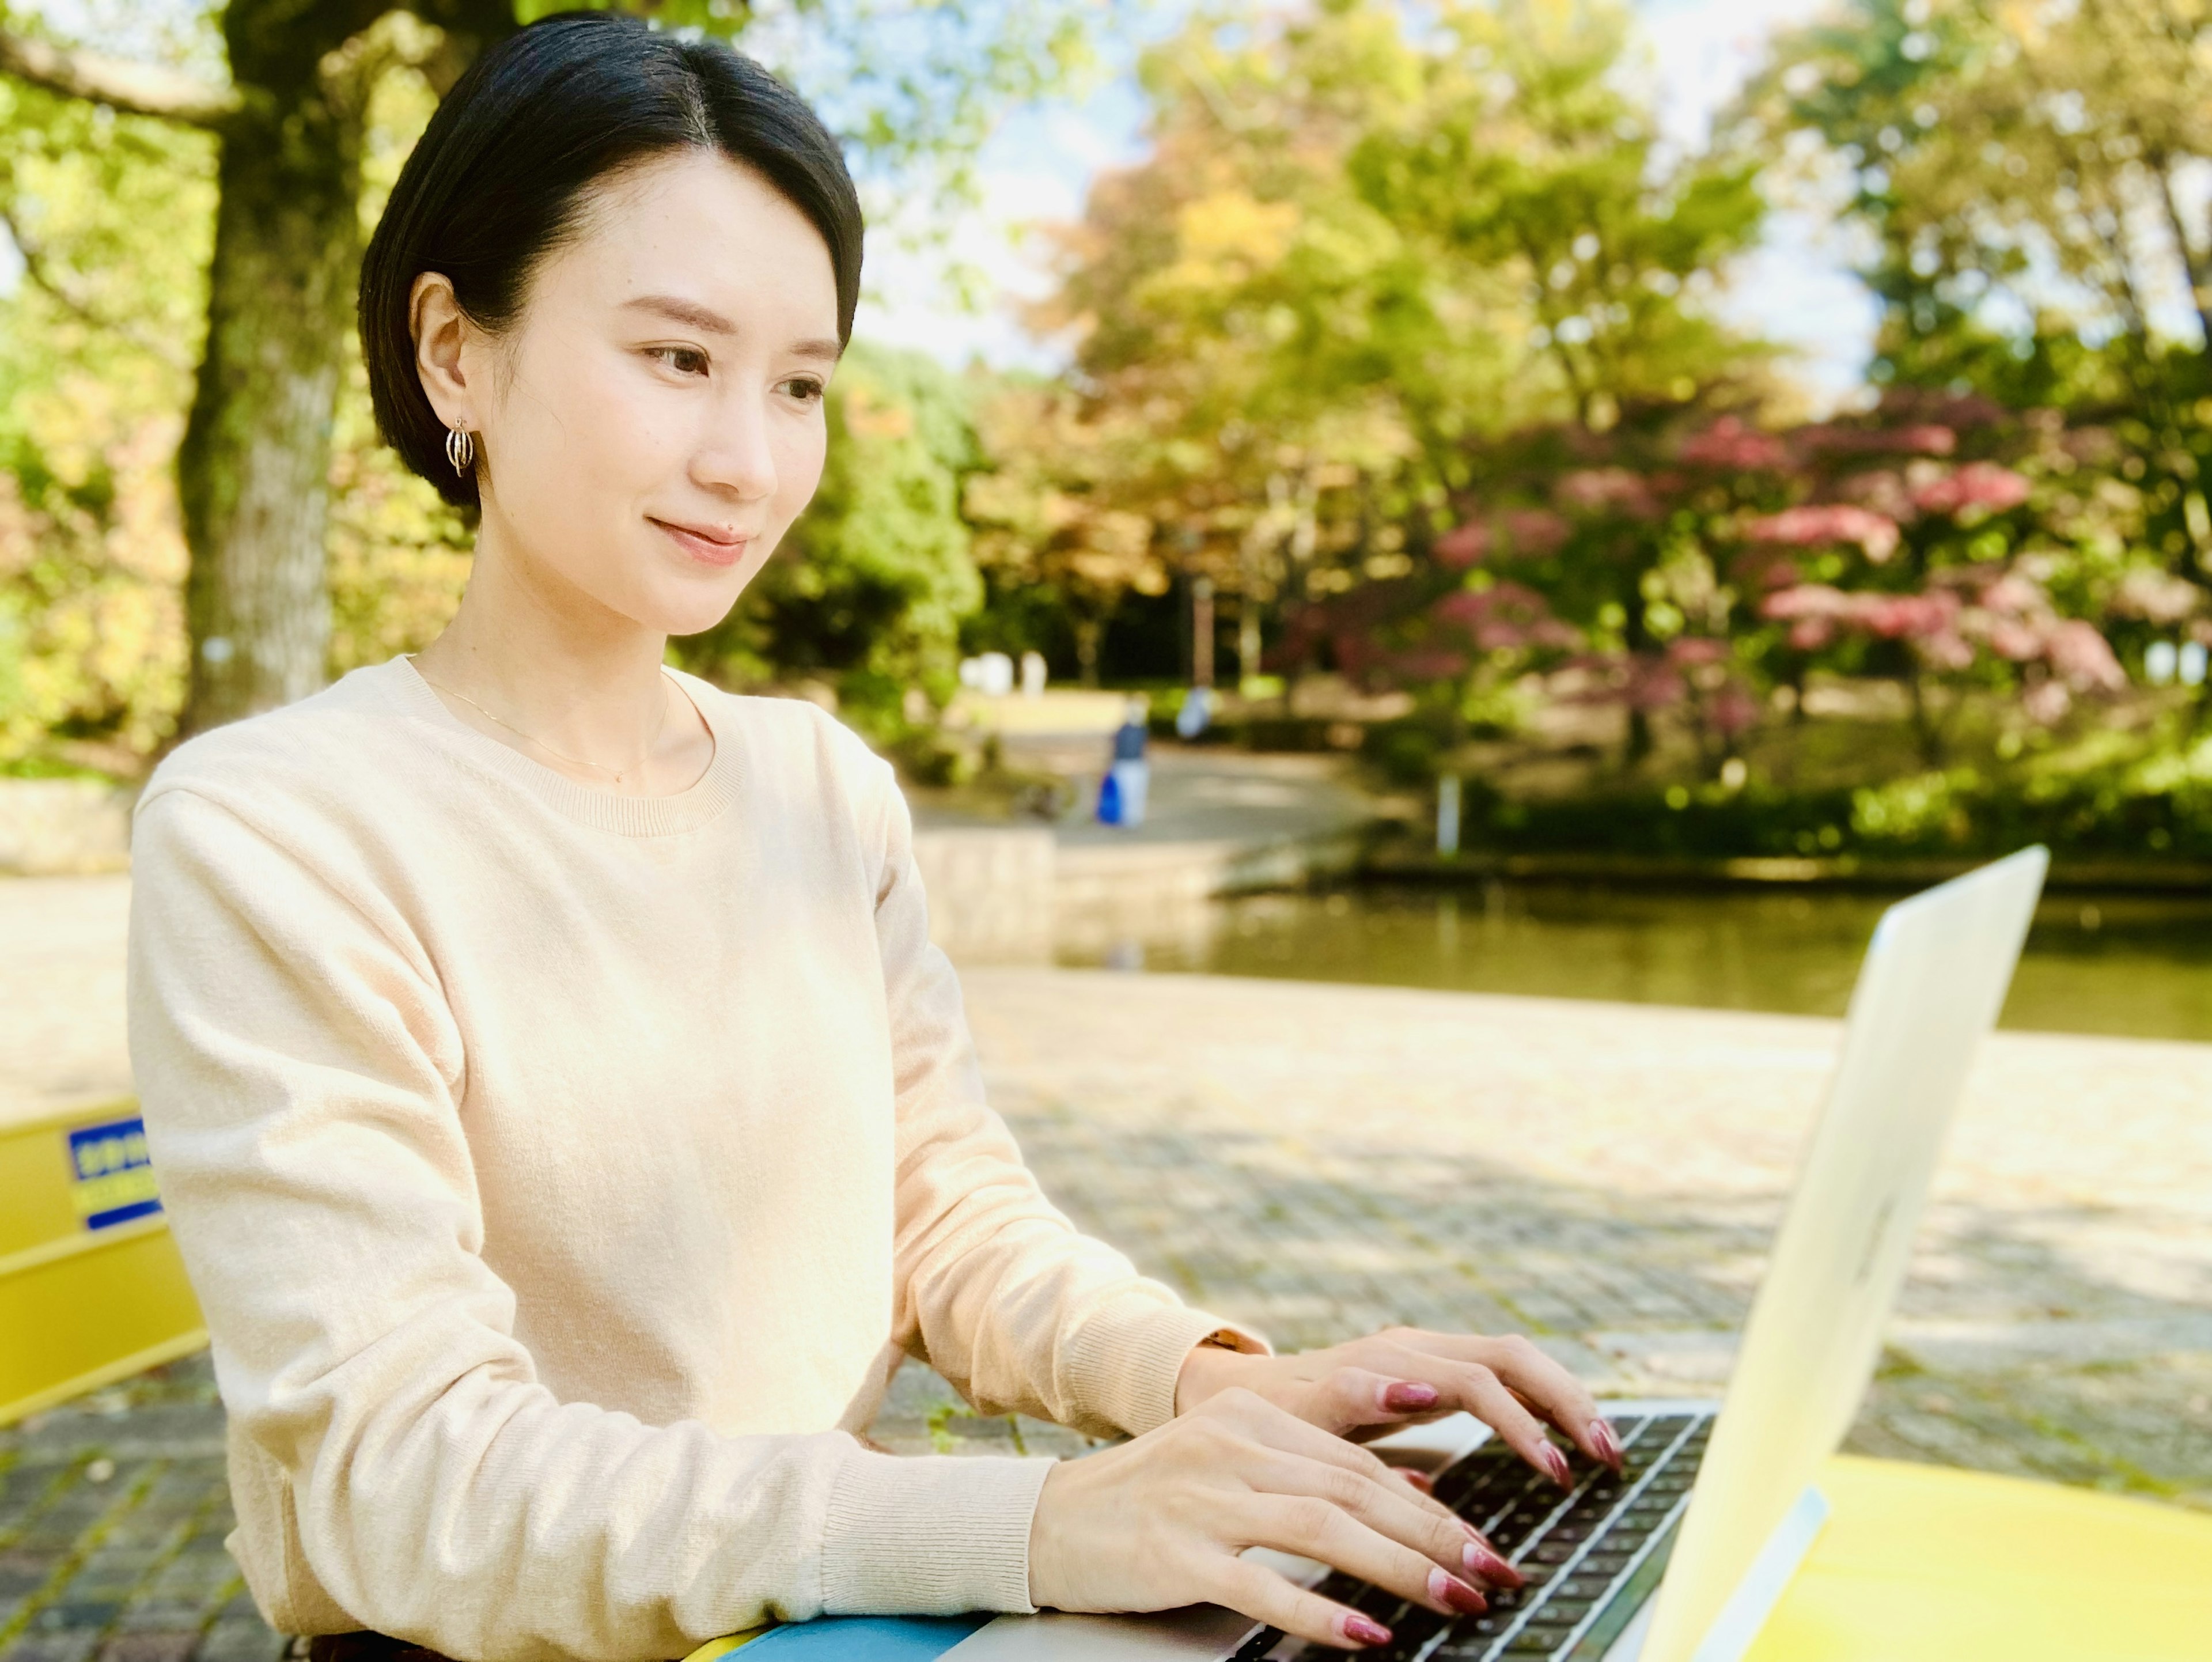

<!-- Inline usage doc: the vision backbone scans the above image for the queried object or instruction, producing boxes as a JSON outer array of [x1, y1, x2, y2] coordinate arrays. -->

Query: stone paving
[[6, 880, 2210, 1659]]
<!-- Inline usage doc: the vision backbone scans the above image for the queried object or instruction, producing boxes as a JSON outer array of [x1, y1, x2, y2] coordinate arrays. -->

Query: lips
[[651, 517, 750, 569]]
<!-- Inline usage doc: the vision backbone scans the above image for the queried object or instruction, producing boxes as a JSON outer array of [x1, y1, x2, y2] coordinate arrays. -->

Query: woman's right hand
[[1026, 1387, 1521, 1652]]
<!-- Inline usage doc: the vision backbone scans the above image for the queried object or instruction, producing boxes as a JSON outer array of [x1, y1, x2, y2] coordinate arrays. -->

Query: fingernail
[[1398, 1468, 1435, 1493], [1464, 1539, 1524, 1588], [1589, 1419, 1624, 1469], [1541, 1444, 1573, 1487], [1381, 1380, 1440, 1413], [1429, 1566, 1489, 1615], [1341, 1612, 1392, 1647]]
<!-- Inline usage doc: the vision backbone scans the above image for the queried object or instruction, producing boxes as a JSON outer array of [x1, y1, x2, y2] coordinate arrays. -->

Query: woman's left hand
[[1175, 1327, 1623, 1486]]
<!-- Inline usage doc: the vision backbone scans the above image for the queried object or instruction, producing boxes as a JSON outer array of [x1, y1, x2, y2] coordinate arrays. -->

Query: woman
[[126, 13, 1620, 1661]]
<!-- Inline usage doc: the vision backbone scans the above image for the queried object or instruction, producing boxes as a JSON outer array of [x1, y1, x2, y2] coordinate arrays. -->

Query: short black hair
[[358, 9, 864, 509]]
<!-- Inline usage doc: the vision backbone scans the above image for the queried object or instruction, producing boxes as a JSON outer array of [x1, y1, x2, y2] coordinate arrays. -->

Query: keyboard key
[[1349, 1585, 1406, 1618], [1503, 1635, 1565, 1656]]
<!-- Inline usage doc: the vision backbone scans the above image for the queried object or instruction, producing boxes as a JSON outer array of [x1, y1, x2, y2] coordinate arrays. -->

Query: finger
[[1437, 1362, 1577, 1488], [1296, 1366, 1445, 1437], [1373, 1466, 1520, 1586], [1207, 1555, 1394, 1652], [1223, 1392, 1497, 1554], [1467, 1334, 1615, 1470], [1363, 1333, 1618, 1471], [1253, 1446, 1520, 1593], [1233, 1490, 1491, 1626]]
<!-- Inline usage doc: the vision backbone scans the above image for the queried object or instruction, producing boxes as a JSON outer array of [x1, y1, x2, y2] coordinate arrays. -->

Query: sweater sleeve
[[861, 760, 1270, 1466], [126, 786, 1055, 1660]]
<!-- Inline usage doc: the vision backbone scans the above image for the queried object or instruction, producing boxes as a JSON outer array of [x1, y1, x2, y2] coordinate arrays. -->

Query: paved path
[[912, 742, 1378, 849], [0, 878, 133, 1127], [5, 883, 2209, 1660]]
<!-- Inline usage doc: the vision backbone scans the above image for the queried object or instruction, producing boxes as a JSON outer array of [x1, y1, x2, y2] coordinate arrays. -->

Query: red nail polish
[[1589, 1418, 1624, 1469], [1342, 1612, 1392, 1646], [1382, 1380, 1440, 1413], [1399, 1468, 1435, 1493], [1429, 1566, 1489, 1615], [1464, 1539, 1524, 1588], [1541, 1444, 1573, 1486]]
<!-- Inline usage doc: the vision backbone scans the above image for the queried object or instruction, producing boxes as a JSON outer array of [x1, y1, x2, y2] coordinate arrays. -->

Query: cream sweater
[[125, 656, 1262, 1662]]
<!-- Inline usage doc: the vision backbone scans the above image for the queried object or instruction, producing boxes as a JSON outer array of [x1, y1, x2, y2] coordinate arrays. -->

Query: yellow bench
[[0, 1097, 206, 1426]]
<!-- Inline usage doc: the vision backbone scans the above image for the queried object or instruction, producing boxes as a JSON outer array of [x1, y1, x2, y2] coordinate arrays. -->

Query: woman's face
[[449, 149, 841, 638]]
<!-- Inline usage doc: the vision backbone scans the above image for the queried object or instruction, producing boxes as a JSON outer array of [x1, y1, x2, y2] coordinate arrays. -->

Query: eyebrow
[[620, 293, 843, 363]]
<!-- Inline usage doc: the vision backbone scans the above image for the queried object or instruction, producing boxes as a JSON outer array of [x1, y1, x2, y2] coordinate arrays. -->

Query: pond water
[[1060, 881, 2212, 1045]]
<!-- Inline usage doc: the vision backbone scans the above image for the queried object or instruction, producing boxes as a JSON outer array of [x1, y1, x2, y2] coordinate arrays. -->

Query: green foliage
[[979, 0, 1771, 694], [0, 64, 215, 767], [1745, 0, 2212, 634], [671, 342, 984, 737], [1427, 741, 2212, 864]]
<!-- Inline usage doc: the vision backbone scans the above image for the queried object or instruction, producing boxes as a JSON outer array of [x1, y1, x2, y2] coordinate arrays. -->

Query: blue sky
[[854, 0, 1882, 411]]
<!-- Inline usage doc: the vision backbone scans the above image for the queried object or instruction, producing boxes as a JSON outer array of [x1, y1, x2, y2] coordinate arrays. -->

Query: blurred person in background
[[1101, 694, 1152, 827], [123, 14, 1618, 1661]]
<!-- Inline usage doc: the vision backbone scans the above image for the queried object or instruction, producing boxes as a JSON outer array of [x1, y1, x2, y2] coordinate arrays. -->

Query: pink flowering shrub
[[1910, 462, 2031, 517], [1432, 506, 1571, 567], [1432, 581, 1580, 652], [1279, 389, 2144, 775], [1761, 563, 2123, 722], [1679, 417, 1789, 470], [1744, 503, 1903, 563]]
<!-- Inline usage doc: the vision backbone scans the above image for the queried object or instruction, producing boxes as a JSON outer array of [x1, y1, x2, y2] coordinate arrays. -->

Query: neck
[[412, 520, 694, 788]]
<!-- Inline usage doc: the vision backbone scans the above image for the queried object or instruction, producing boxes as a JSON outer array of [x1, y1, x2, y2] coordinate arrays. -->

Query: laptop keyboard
[[1238, 1409, 1715, 1661]]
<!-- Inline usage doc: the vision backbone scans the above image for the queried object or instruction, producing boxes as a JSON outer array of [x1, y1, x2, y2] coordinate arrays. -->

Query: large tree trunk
[[176, 75, 363, 733], [175, 1, 516, 737]]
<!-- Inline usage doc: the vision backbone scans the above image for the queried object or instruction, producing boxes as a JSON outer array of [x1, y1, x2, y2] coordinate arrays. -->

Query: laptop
[[935, 845, 2050, 1662]]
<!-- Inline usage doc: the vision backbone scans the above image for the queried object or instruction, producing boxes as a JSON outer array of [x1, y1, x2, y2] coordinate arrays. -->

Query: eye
[[649, 346, 709, 376], [780, 376, 828, 404]]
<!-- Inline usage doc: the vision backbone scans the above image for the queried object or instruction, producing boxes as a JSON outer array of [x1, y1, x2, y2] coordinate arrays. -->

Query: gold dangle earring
[[445, 425, 476, 476]]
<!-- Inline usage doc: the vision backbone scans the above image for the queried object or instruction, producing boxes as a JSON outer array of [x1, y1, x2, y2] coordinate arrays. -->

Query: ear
[[410, 271, 477, 430]]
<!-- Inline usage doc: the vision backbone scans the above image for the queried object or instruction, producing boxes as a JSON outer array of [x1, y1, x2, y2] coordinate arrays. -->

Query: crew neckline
[[383, 654, 743, 837]]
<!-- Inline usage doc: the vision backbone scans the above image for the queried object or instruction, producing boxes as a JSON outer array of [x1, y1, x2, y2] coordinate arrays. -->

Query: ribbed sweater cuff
[[821, 1447, 1055, 1615], [1065, 1300, 1273, 1437]]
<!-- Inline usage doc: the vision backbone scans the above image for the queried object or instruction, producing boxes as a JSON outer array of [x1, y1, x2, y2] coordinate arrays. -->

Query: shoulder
[[134, 659, 430, 847]]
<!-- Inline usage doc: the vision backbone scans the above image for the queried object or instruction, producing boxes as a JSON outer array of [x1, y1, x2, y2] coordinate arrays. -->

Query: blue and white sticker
[[66, 1115, 162, 1231]]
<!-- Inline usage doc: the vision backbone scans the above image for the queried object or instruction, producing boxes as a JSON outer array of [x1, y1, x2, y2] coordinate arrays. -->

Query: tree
[[1009, 0, 1767, 692], [1748, 0, 2212, 691], [963, 378, 1170, 686], [3, 1, 514, 739], [0, 44, 214, 765], [0, 0, 1094, 741]]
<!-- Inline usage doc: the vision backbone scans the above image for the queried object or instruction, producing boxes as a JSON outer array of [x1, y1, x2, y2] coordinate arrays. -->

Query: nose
[[696, 385, 779, 504]]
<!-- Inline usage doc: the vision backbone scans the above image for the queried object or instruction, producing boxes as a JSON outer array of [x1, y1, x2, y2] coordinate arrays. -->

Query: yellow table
[[1749, 1455, 2212, 1661]]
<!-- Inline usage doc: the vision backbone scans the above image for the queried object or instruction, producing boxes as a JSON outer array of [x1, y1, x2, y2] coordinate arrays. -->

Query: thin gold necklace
[[410, 656, 675, 788]]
